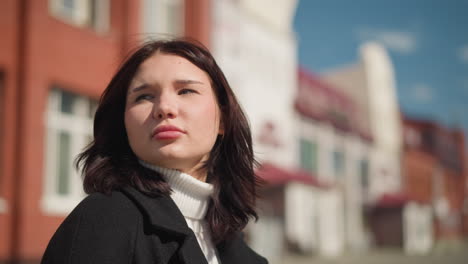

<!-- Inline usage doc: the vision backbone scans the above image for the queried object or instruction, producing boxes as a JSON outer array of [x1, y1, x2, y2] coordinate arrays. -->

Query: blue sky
[[294, 0, 468, 137]]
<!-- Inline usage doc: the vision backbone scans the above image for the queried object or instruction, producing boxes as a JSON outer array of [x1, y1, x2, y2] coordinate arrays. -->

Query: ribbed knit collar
[[139, 160, 214, 220]]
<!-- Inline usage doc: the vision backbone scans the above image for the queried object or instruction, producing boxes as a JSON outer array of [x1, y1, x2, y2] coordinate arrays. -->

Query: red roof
[[296, 67, 373, 143], [256, 162, 330, 189], [297, 67, 357, 113], [374, 192, 410, 208]]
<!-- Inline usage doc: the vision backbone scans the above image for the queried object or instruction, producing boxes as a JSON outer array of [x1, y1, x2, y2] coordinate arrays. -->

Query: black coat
[[41, 186, 267, 264]]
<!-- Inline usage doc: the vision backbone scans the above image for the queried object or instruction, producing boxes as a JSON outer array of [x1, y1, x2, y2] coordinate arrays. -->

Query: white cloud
[[410, 83, 434, 103], [355, 27, 417, 54], [457, 45, 468, 63]]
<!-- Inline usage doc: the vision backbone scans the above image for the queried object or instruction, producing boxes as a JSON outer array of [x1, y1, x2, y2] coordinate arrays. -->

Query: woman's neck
[[144, 160, 208, 182], [183, 166, 208, 182]]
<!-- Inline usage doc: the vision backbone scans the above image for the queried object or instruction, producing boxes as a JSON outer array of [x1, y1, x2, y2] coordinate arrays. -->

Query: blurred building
[[212, 0, 299, 168], [323, 42, 403, 203], [0, 0, 209, 262], [295, 68, 372, 256], [211, 0, 302, 262], [322, 42, 405, 249], [402, 117, 467, 247]]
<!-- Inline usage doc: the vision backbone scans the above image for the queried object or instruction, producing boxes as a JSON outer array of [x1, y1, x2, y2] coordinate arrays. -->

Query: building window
[[332, 149, 345, 178], [142, 0, 184, 37], [300, 138, 318, 173], [359, 159, 369, 190], [41, 88, 97, 215], [49, 0, 110, 33]]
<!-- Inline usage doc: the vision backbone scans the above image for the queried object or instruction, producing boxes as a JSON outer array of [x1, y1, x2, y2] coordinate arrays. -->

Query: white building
[[212, 0, 299, 166], [323, 42, 403, 204], [322, 42, 405, 249], [296, 69, 372, 256], [211, 0, 307, 262]]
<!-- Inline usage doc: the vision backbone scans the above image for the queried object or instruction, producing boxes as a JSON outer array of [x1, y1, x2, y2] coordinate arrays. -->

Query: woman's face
[[125, 53, 222, 180]]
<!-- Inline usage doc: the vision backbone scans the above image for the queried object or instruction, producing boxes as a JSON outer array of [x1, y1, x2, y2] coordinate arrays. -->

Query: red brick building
[[0, 0, 211, 262], [402, 117, 467, 240]]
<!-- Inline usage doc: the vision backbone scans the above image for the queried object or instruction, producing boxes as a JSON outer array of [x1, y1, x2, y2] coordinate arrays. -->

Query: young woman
[[41, 39, 267, 264]]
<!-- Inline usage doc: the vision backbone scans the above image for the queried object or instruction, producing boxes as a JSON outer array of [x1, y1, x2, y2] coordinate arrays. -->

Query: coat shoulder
[[41, 190, 143, 264], [73, 190, 141, 221], [62, 190, 144, 241]]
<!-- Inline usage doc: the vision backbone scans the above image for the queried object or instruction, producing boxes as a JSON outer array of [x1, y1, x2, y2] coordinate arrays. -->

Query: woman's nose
[[153, 94, 177, 119]]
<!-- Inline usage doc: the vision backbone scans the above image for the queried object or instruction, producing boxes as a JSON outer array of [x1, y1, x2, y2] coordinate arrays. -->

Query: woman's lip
[[153, 130, 183, 140], [152, 125, 185, 140]]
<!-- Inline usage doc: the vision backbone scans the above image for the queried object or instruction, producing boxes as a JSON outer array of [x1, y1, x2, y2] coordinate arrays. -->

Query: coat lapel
[[122, 186, 189, 234], [217, 233, 267, 264], [121, 187, 266, 264], [177, 232, 209, 264], [121, 187, 208, 264]]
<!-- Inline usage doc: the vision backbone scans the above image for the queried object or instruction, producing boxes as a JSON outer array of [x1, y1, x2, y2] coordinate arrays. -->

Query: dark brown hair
[[76, 39, 260, 243]]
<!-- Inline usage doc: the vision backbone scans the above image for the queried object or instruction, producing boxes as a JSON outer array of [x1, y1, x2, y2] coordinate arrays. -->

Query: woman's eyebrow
[[174, 79, 205, 85], [129, 83, 149, 94], [128, 79, 205, 94]]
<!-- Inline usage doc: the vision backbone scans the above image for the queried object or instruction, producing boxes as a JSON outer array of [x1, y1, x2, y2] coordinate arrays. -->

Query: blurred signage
[[258, 121, 282, 148]]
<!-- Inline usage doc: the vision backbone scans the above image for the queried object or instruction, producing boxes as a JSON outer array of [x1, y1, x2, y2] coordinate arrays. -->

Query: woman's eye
[[135, 94, 153, 102], [179, 89, 197, 95]]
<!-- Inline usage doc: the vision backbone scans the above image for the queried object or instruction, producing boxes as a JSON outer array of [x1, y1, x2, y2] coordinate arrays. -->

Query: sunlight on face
[[124, 53, 222, 181]]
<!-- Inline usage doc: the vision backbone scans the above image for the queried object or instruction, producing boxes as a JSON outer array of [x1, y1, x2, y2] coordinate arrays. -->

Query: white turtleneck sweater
[[139, 161, 220, 264]]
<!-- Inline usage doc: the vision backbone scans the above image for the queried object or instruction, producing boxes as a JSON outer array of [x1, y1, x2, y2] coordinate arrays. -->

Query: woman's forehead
[[131, 53, 211, 84]]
